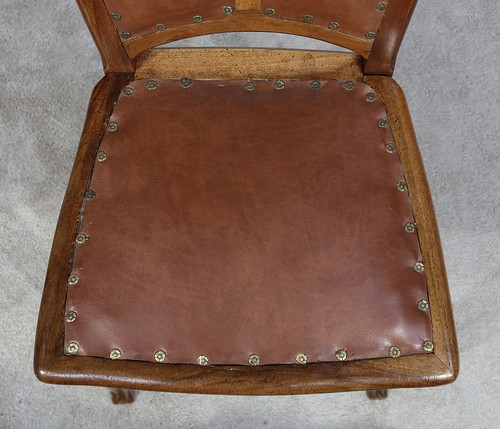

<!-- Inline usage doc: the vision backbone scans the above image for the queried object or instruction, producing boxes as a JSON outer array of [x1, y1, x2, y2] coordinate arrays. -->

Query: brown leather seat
[[35, 0, 458, 397], [66, 77, 431, 366]]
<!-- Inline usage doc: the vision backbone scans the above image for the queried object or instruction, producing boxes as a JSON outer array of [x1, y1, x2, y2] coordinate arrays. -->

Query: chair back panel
[[105, 0, 388, 44], [77, 0, 418, 76]]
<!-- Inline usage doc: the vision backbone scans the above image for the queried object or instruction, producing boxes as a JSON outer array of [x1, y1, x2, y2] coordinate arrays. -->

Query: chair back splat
[[77, 0, 418, 75]]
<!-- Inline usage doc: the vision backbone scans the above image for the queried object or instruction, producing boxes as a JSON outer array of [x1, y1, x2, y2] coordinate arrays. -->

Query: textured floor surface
[[1, 0, 499, 428]]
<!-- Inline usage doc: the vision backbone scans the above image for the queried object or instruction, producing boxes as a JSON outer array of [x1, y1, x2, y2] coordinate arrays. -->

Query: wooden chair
[[34, 0, 459, 403]]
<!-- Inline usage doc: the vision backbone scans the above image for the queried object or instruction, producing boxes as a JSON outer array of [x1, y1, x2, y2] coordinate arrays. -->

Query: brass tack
[[310, 80, 321, 90], [378, 118, 389, 128], [67, 342, 79, 354], [389, 346, 401, 358], [85, 189, 96, 200], [97, 151, 107, 162], [110, 13, 122, 21], [155, 23, 167, 31], [328, 21, 340, 30], [123, 86, 134, 96], [385, 143, 396, 153], [75, 233, 87, 244], [66, 311, 77, 323], [274, 79, 285, 90], [245, 81, 256, 91], [343, 81, 355, 91], [222, 5, 234, 15], [376, 2, 388, 11], [417, 299, 429, 311], [197, 355, 209, 365], [366, 92, 376, 102], [264, 8, 276, 17], [181, 77, 192, 89], [68, 273, 80, 285], [120, 32, 132, 39], [335, 349, 348, 361], [110, 348, 122, 360], [404, 222, 416, 233], [248, 354, 261, 365], [396, 181, 408, 192], [414, 261, 425, 273], [296, 353, 308, 364], [154, 350, 166, 362], [366, 32, 377, 40], [423, 340, 434, 352], [303, 14, 314, 22], [146, 80, 158, 90], [193, 15, 203, 23], [108, 121, 119, 132]]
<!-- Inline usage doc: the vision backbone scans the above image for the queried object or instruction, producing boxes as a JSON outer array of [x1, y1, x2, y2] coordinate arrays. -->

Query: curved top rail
[[123, 11, 373, 60], [76, 0, 419, 76]]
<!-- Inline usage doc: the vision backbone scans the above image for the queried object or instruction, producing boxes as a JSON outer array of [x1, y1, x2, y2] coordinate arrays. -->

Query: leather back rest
[[77, 0, 418, 75]]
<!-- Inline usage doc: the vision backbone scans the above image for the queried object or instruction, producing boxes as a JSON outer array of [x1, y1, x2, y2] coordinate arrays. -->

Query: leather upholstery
[[104, 0, 235, 41], [104, 0, 387, 42], [64, 78, 432, 365], [261, 0, 387, 39]]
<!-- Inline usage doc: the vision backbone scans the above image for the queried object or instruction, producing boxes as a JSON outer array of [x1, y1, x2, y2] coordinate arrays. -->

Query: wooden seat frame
[[35, 0, 458, 395]]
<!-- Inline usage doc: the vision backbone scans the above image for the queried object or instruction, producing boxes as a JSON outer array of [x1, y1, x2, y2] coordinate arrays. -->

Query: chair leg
[[110, 388, 135, 404], [366, 389, 388, 400]]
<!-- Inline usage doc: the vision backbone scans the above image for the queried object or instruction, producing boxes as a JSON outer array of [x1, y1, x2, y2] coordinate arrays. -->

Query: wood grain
[[37, 352, 454, 395], [364, 0, 419, 75], [364, 75, 459, 376], [124, 10, 373, 60], [135, 49, 364, 80], [236, 0, 261, 10], [76, 0, 134, 73], [34, 73, 133, 376]]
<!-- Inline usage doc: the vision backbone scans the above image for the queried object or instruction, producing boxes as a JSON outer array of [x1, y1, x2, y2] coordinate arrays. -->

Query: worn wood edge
[[364, 0, 419, 75], [135, 49, 364, 80], [36, 352, 453, 395], [76, 0, 134, 73], [124, 11, 372, 60], [364, 75, 459, 379], [34, 73, 133, 379]]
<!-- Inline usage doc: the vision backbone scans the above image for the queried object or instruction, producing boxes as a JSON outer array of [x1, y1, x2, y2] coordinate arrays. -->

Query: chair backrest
[[77, 0, 418, 75]]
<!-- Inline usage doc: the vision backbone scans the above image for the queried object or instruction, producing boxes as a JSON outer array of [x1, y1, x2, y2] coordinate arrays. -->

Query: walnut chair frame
[[35, 0, 458, 398]]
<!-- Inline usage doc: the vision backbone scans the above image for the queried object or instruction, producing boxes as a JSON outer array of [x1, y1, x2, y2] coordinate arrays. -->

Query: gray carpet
[[1, 0, 499, 427]]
